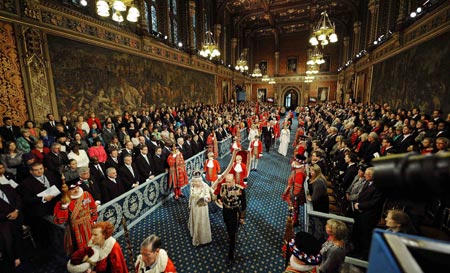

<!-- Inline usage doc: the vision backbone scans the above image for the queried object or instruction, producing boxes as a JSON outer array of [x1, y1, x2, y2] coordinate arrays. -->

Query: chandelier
[[199, 31, 220, 59], [307, 46, 325, 65], [309, 11, 338, 46], [268, 78, 276, 84], [235, 53, 249, 72], [251, 64, 262, 77], [96, 0, 140, 23]]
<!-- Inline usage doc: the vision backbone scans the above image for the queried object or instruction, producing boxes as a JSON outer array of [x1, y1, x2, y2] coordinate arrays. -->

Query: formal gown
[[278, 128, 290, 156], [188, 180, 214, 246]]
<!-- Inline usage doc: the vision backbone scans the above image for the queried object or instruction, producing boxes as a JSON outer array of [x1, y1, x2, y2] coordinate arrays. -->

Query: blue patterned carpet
[[22, 118, 298, 273]]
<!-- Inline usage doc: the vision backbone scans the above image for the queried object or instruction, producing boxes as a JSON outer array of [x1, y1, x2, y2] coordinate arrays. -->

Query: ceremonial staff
[[121, 217, 135, 269]]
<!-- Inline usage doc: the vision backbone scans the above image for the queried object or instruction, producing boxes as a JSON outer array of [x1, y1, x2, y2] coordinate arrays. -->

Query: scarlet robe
[[204, 158, 221, 182]]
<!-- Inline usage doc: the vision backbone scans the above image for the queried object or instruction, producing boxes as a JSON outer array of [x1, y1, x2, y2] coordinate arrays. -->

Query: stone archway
[[281, 87, 302, 111]]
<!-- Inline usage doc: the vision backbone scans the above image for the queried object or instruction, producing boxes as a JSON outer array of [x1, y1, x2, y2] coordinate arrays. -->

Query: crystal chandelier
[[268, 78, 276, 84], [309, 11, 338, 46], [251, 64, 262, 77], [235, 53, 249, 72], [199, 31, 220, 59], [96, 0, 140, 23], [307, 46, 325, 65]]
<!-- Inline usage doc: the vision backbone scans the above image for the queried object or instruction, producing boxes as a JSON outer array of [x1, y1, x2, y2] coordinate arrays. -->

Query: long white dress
[[248, 128, 259, 146], [188, 180, 214, 246], [278, 128, 290, 156]]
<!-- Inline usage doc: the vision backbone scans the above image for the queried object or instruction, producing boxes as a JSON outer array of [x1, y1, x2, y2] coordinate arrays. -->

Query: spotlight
[[164, 35, 168, 40], [80, 0, 87, 6], [177, 42, 183, 48], [373, 40, 378, 45], [410, 11, 417, 18], [416, 7, 422, 13]]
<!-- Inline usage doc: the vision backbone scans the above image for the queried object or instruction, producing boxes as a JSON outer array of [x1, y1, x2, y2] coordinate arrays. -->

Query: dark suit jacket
[[135, 154, 154, 182], [356, 181, 384, 226], [183, 141, 193, 159], [118, 164, 141, 190], [340, 163, 358, 191], [79, 178, 105, 204], [152, 155, 166, 176], [105, 156, 120, 170], [0, 185, 22, 222], [363, 141, 380, 164], [0, 125, 21, 142], [89, 163, 107, 184], [42, 121, 58, 137], [44, 152, 70, 176], [103, 177, 125, 202], [18, 173, 60, 219]]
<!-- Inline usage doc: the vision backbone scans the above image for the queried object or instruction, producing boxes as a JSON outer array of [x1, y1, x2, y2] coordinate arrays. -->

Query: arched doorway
[[283, 89, 300, 111]]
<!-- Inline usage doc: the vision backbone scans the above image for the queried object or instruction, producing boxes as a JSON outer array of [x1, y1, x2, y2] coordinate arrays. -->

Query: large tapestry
[[47, 36, 215, 118], [372, 31, 450, 114]]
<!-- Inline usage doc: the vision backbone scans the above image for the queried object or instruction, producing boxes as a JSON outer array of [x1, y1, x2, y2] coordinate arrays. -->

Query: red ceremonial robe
[[167, 152, 189, 198]]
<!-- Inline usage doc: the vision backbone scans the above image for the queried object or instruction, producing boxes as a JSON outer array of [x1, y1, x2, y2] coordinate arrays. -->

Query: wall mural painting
[[47, 36, 215, 118], [372, 31, 450, 114]]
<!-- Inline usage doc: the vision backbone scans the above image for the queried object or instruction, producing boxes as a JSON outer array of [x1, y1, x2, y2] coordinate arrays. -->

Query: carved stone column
[[137, 0, 149, 36], [231, 38, 238, 67], [368, 0, 380, 45], [274, 51, 279, 76], [343, 36, 350, 65], [352, 21, 361, 57], [188, 1, 196, 51]]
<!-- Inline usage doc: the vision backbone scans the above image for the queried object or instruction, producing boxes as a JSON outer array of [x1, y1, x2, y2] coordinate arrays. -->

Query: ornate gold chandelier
[[307, 46, 325, 65], [96, 0, 140, 23], [251, 64, 262, 77], [235, 53, 248, 72], [309, 11, 338, 46], [199, 31, 220, 59]]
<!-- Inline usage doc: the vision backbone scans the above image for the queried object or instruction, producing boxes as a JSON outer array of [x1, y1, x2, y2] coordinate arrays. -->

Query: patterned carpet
[[21, 118, 298, 273]]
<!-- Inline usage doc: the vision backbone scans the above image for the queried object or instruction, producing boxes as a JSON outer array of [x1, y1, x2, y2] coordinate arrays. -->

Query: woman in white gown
[[247, 124, 259, 147], [278, 123, 290, 156], [188, 175, 215, 246]]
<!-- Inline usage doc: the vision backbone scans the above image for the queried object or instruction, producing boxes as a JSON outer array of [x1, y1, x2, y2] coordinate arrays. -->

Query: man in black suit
[[77, 166, 105, 205], [351, 167, 384, 259], [44, 142, 70, 178], [103, 167, 125, 202], [148, 134, 161, 156], [340, 153, 359, 191], [89, 156, 107, 185], [183, 135, 194, 159], [152, 147, 166, 176], [363, 132, 381, 164], [118, 154, 141, 191], [397, 125, 415, 153], [0, 176, 23, 271], [17, 162, 60, 248], [262, 122, 275, 152], [121, 141, 135, 164], [105, 147, 121, 170], [41, 113, 58, 137], [135, 145, 155, 183], [102, 122, 117, 146], [0, 117, 21, 143]]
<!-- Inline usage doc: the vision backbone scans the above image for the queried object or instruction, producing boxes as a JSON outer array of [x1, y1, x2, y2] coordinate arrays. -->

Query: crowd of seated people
[[290, 102, 450, 260], [1, 101, 449, 270], [0, 101, 284, 270]]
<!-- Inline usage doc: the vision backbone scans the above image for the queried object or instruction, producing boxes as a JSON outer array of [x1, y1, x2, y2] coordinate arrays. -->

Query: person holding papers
[[18, 162, 60, 249]]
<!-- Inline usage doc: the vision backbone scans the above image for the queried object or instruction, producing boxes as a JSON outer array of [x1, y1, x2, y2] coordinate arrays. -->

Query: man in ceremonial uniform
[[135, 234, 176, 273], [54, 178, 98, 255], [167, 147, 188, 200], [282, 155, 307, 227], [249, 135, 263, 171], [206, 131, 219, 158], [218, 174, 245, 266], [228, 155, 248, 223], [203, 152, 220, 185]]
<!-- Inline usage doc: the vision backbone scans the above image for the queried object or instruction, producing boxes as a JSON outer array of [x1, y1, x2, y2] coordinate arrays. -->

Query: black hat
[[93, 137, 101, 143], [288, 232, 322, 265], [295, 154, 306, 163], [22, 153, 35, 162], [67, 177, 81, 189]]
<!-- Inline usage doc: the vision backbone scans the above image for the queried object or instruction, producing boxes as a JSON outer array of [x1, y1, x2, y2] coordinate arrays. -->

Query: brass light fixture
[[96, 0, 140, 23], [251, 64, 262, 77], [235, 53, 249, 72], [307, 46, 325, 65], [309, 11, 338, 46], [199, 31, 220, 59]]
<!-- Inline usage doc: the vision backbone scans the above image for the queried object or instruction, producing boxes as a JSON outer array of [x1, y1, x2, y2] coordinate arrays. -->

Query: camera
[[372, 152, 450, 201]]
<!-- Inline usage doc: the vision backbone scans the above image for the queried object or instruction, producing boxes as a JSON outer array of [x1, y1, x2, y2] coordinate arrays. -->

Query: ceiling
[[218, 0, 359, 38]]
